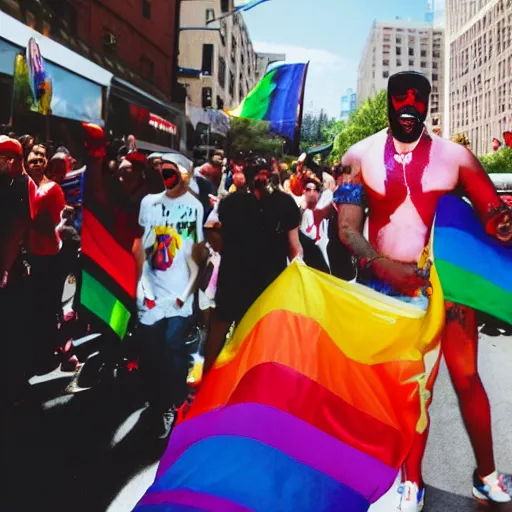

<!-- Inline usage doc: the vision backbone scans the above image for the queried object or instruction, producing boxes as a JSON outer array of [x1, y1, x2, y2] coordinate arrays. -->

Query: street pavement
[[4, 333, 511, 512]]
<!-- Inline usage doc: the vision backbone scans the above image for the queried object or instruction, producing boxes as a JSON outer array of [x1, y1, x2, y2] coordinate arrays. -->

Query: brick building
[[0, 0, 182, 103], [446, 0, 511, 155]]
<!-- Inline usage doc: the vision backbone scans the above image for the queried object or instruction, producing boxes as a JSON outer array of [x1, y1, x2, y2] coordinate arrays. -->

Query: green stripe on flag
[[229, 69, 277, 119], [81, 271, 131, 339], [437, 259, 512, 323]]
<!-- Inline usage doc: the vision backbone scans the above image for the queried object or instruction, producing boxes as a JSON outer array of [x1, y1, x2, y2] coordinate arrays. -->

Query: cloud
[[253, 41, 357, 118]]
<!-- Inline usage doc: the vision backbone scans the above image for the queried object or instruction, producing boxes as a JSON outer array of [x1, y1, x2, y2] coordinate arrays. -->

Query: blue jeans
[[138, 316, 195, 413]]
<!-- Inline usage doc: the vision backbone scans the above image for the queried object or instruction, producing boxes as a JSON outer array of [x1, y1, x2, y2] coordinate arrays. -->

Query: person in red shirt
[[26, 148, 67, 374], [199, 150, 224, 191]]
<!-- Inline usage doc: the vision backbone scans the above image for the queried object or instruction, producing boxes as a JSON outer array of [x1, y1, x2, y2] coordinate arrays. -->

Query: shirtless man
[[336, 71, 512, 511]]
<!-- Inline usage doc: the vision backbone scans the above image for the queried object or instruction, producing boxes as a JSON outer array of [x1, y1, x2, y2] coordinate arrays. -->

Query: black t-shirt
[[0, 174, 31, 276], [217, 190, 300, 314]]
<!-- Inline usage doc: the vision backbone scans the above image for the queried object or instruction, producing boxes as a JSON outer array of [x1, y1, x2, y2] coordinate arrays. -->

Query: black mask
[[388, 72, 431, 143]]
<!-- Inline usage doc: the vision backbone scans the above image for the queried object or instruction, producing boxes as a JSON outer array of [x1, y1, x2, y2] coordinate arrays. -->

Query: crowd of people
[[2, 70, 512, 512]]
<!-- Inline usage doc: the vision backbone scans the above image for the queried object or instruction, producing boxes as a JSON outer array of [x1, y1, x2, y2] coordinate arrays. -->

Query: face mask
[[161, 165, 181, 190], [388, 72, 431, 143]]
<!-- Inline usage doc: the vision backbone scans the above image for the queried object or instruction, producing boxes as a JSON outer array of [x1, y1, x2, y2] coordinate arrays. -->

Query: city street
[[4, 332, 512, 512]]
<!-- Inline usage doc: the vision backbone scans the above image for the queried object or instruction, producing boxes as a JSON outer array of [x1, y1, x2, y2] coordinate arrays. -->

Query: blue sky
[[243, 0, 429, 118]]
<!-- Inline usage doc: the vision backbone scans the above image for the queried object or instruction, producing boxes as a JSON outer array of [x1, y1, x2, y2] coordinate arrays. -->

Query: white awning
[[0, 11, 113, 86]]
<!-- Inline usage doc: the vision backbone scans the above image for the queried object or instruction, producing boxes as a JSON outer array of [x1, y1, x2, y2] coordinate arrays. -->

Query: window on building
[[205, 9, 215, 24], [408, 47, 414, 56], [421, 61, 427, 68], [231, 38, 237, 63], [396, 47, 402, 56], [383, 59, 389, 66], [433, 50, 441, 58], [142, 0, 151, 20], [383, 70, 389, 78], [218, 56, 226, 88], [433, 62, 438, 69], [397, 59, 402, 67], [421, 49, 427, 58], [201, 44, 214, 76], [217, 96, 224, 110], [432, 73, 439, 81], [47, 0, 77, 32], [229, 71, 235, 97], [103, 30, 118, 55], [396, 37, 402, 44], [221, 0, 230, 13], [409, 58, 414, 66], [202, 87, 212, 108], [140, 56, 154, 81]]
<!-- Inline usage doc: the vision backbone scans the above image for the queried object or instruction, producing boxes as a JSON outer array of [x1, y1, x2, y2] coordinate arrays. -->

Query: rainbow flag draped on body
[[136, 262, 444, 511], [433, 194, 512, 324], [228, 62, 308, 142]]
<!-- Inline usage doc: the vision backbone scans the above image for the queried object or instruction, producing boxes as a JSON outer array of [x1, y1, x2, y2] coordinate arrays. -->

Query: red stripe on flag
[[82, 207, 136, 298]]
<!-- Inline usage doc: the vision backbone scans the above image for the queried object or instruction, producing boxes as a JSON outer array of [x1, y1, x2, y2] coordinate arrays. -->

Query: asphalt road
[[3, 333, 511, 512]]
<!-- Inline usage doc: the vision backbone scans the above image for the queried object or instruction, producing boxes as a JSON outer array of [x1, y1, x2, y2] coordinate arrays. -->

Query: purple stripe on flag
[[138, 489, 252, 512], [157, 403, 395, 503]]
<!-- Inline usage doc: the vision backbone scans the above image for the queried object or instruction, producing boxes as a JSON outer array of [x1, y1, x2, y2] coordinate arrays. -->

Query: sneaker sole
[[472, 488, 491, 507]]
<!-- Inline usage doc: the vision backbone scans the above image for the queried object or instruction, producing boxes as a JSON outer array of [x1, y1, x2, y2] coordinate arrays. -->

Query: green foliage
[[300, 109, 340, 152], [479, 147, 512, 174], [331, 90, 388, 161], [226, 117, 286, 157]]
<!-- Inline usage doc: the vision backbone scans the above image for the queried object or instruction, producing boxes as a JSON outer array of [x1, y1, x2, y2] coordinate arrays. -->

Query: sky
[[243, 0, 430, 118]]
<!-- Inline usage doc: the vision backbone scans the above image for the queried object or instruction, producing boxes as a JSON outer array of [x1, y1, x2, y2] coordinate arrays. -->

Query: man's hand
[[372, 258, 429, 296], [496, 212, 512, 243]]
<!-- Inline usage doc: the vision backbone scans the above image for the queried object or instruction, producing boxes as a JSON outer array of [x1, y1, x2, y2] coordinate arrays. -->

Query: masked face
[[388, 72, 431, 143], [161, 163, 182, 190]]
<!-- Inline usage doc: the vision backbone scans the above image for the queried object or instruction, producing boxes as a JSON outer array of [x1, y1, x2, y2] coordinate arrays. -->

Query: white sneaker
[[472, 470, 512, 504], [397, 481, 425, 511]]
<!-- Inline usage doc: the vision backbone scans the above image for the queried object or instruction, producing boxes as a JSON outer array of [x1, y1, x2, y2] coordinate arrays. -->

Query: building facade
[[340, 88, 357, 120], [446, 0, 511, 155], [357, 19, 445, 132], [0, 0, 181, 104], [255, 52, 286, 80], [178, 0, 258, 111]]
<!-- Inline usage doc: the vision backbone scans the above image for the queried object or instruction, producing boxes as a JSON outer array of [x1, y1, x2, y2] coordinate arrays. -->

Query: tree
[[451, 133, 471, 148], [300, 109, 338, 152], [479, 147, 512, 174], [226, 118, 286, 157], [331, 90, 388, 161]]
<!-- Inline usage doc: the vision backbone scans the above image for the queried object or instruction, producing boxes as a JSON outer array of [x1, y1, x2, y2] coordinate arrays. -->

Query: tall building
[[340, 88, 357, 120], [178, 0, 258, 111], [446, 0, 512, 155], [255, 52, 286, 80], [357, 19, 445, 132], [0, 0, 181, 103]]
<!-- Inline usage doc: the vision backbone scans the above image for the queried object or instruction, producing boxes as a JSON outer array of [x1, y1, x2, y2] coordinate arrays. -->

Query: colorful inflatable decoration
[[136, 260, 444, 511]]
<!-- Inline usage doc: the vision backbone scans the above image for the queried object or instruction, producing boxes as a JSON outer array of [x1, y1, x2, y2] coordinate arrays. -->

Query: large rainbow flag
[[433, 194, 512, 324], [228, 62, 308, 142], [136, 261, 444, 511]]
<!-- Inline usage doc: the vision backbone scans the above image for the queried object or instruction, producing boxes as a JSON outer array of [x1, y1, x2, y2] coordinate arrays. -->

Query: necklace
[[392, 130, 425, 195]]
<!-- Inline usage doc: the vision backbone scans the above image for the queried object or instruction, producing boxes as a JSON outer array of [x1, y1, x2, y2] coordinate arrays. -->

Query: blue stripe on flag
[[150, 436, 370, 512]]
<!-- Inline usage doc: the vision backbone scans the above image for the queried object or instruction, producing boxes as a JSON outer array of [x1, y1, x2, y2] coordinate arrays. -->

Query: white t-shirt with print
[[138, 191, 204, 326]]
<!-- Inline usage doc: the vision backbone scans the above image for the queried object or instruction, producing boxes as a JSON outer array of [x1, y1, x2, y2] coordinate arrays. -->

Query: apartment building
[[446, 0, 511, 155], [255, 52, 286, 80], [178, 0, 258, 111], [357, 19, 445, 132]]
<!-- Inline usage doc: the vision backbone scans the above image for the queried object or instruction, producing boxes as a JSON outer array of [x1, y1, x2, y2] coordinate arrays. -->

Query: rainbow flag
[[228, 62, 308, 141], [433, 195, 512, 324], [136, 262, 444, 511]]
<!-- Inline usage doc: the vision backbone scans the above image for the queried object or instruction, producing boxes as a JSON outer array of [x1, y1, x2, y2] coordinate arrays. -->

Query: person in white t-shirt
[[135, 157, 204, 438]]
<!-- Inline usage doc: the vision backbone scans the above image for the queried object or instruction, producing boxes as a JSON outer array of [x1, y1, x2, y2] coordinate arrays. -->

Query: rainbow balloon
[[136, 261, 444, 511]]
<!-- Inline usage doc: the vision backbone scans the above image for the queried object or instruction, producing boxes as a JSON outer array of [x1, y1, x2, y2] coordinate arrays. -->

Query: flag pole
[[293, 61, 309, 155]]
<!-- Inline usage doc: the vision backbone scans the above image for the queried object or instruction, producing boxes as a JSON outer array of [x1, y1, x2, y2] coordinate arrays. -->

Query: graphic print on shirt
[[151, 226, 181, 271]]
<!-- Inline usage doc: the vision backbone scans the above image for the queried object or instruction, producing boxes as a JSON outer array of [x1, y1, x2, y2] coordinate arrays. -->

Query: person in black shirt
[[203, 158, 303, 374], [0, 136, 36, 406]]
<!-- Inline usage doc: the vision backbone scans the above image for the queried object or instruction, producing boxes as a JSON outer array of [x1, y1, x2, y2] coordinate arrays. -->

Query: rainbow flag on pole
[[136, 262, 444, 511], [228, 62, 308, 142], [433, 195, 512, 324]]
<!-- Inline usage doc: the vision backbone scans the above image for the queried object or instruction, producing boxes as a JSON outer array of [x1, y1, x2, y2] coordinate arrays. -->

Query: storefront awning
[[0, 11, 113, 86]]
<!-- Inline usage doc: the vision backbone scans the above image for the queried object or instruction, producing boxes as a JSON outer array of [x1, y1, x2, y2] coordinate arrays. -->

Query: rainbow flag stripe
[[137, 262, 444, 511], [228, 63, 308, 141], [434, 195, 512, 323]]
